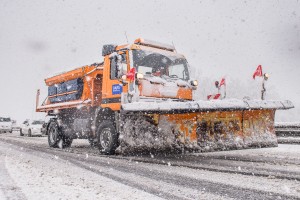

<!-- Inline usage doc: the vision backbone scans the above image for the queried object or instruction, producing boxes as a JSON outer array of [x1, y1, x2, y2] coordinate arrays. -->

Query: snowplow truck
[[36, 38, 294, 154]]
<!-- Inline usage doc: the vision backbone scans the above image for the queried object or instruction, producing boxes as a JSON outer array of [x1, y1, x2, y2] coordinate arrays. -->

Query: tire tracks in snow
[[0, 153, 27, 200], [0, 140, 210, 200], [66, 157, 298, 200], [124, 154, 300, 182], [1, 135, 300, 180], [0, 138, 299, 199], [1, 136, 299, 182]]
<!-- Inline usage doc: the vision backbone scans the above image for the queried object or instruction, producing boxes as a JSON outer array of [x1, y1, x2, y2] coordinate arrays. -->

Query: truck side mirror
[[110, 56, 121, 80], [110, 53, 128, 80], [114, 55, 122, 78], [115, 54, 127, 79]]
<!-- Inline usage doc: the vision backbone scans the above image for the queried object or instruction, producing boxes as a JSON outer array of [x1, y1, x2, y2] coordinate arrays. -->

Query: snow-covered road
[[0, 132, 299, 200]]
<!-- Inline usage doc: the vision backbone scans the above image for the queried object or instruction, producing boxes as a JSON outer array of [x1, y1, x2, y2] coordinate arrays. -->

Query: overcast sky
[[0, 0, 299, 123]]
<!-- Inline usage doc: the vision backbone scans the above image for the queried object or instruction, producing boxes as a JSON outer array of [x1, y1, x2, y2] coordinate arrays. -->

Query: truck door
[[101, 52, 128, 110]]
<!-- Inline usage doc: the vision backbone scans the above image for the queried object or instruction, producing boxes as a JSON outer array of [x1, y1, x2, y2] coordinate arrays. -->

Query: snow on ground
[[0, 143, 161, 200], [198, 144, 300, 160], [0, 132, 300, 199], [0, 140, 230, 200], [137, 157, 300, 198]]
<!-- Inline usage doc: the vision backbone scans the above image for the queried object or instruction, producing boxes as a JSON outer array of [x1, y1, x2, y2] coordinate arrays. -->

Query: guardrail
[[275, 122, 300, 144]]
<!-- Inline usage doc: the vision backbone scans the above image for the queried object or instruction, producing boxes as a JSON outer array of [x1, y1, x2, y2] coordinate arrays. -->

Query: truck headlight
[[190, 80, 198, 86]]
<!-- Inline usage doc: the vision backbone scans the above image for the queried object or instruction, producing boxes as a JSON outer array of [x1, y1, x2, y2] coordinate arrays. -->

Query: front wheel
[[97, 120, 118, 155]]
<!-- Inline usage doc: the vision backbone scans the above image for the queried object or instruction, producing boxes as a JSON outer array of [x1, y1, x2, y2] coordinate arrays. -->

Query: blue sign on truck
[[112, 84, 122, 95]]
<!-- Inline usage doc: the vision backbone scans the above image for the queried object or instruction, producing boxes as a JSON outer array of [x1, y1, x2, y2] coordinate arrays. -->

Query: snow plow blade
[[117, 99, 294, 153]]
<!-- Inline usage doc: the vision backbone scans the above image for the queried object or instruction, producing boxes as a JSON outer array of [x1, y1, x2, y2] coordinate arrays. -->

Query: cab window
[[110, 54, 127, 80]]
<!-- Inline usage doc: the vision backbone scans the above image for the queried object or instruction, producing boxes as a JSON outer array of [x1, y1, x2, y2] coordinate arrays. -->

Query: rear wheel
[[20, 129, 24, 136], [47, 121, 61, 148], [97, 120, 118, 154], [47, 120, 73, 148]]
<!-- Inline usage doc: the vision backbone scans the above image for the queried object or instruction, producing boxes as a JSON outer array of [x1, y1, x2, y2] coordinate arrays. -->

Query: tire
[[20, 129, 24, 136], [9, 129, 12, 133], [28, 129, 32, 137], [97, 120, 118, 154], [47, 121, 62, 148]]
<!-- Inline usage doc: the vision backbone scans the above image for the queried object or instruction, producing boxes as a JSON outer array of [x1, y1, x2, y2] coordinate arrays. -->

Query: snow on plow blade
[[118, 99, 294, 153]]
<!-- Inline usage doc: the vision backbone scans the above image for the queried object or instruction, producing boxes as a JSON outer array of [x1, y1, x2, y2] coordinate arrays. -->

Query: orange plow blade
[[117, 99, 293, 153]]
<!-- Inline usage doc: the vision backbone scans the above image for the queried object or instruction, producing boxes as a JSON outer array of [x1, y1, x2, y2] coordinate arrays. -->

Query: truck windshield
[[132, 49, 190, 81], [0, 117, 11, 122]]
